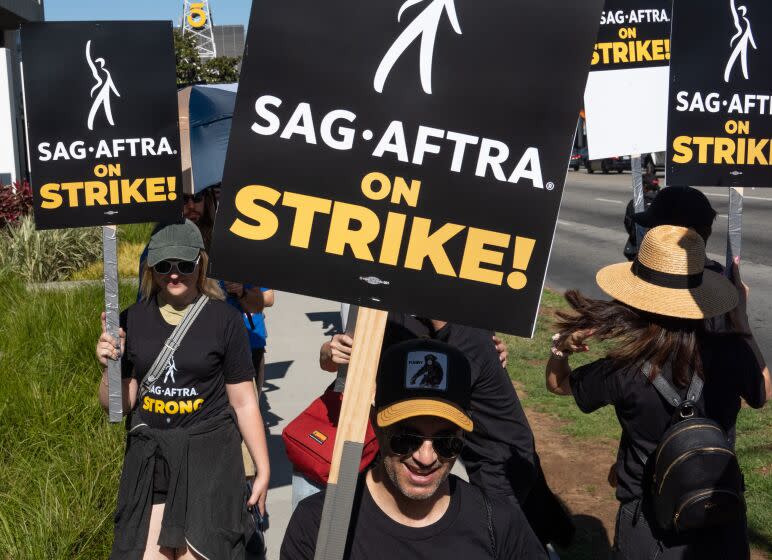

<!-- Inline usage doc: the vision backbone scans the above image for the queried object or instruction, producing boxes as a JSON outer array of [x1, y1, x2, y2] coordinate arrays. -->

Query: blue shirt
[[222, 282, 269, 350]]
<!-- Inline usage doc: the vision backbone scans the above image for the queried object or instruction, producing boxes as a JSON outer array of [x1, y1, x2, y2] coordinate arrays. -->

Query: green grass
[[500, 290, 772, 558], [0, 273, 136, 558]]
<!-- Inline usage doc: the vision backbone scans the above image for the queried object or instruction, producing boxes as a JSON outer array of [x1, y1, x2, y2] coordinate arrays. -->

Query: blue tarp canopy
[[178, 83, 237, 194]]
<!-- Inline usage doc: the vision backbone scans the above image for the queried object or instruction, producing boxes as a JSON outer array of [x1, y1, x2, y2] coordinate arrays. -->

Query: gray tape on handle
[[631, 155, 648, 249], [726, 187, 743, 272], [103, 226, 123, 423], [314, 441, 365, 560]]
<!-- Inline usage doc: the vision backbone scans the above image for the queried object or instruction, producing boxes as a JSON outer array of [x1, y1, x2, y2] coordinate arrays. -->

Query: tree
[[201, 56, 241, 84], [173, 29, 241, 86]]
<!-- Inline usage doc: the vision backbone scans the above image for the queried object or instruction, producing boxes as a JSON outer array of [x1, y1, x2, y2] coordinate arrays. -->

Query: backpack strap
[[139, 295, 209, 398], [481, 490, 497, 559], [642, 362, 703, 407]]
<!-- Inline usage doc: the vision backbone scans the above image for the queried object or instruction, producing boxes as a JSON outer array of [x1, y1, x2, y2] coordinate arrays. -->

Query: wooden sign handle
[[103, 225, 123, 423], [315, 307, 388, 560]]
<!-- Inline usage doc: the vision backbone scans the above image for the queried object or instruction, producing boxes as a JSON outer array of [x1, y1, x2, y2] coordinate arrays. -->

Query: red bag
[[282, 384, 380, 485]]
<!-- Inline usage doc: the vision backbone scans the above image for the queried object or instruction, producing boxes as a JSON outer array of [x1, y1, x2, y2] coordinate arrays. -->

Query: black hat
[[633, 186, 716, 230], [375, 339, 473, 432]]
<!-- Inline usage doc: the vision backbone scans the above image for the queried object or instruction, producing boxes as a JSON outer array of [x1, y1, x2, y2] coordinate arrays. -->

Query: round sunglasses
[[389, 432, 464, 460], [152, 256, 200, 275]]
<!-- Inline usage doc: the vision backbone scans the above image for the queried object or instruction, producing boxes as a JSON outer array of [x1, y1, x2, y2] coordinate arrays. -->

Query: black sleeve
[[733, 338, 766, 409], [280, 495, 323, 560], [570, 358, 623, 413], [220, 305, 255, 384], [624, 200, 635, 235], [119, 308, 135, 380], [493, 497, 548, 559]]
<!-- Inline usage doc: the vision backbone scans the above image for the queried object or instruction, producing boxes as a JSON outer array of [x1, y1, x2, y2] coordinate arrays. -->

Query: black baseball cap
[[375, 339, 473, 432], [147, 219, 204, 266], [633, 186, 717, 230]]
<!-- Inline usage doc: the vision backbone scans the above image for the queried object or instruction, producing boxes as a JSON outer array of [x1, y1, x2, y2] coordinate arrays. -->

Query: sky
[[43, 0, 252, 27]]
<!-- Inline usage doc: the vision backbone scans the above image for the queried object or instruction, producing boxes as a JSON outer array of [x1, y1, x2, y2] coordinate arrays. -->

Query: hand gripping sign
[[21, 22, 182, 422], [211, 0, 603, 338]]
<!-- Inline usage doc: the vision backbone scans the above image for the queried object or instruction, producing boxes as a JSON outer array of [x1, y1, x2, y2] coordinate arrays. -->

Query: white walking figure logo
[[374, 0, 462, 94], [86, 40, 120, 131], [723, 0, 757, 83], [163, 355, 178, 385]]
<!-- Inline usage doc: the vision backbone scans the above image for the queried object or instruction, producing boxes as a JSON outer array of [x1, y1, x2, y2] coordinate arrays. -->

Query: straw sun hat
[[596, 225, 738, 319]]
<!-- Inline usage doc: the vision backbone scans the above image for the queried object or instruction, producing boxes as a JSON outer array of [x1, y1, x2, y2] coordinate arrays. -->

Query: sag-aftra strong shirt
[[120, 297, 254, 429]]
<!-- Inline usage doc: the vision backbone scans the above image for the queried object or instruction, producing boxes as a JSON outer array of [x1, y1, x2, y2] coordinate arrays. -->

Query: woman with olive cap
[[97, 220, 270, 559], [545, 225, 770, 559]]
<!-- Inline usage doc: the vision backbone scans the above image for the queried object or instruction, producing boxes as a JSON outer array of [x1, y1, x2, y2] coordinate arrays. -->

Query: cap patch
[[405, 351, 448, 391]]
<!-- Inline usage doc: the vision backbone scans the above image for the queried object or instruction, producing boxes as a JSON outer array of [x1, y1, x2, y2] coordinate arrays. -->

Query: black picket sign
[[667, 0, 772, 188], [21, 21, 183, 229], [210, 0, 604, 336]]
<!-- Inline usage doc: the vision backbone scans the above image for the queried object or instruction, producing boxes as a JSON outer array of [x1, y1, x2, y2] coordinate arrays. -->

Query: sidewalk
[[261, 291, 342, 559]]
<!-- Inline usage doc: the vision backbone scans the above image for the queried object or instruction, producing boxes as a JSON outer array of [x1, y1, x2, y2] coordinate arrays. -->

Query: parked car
[[642, 152, 666, 176], [569, 147, 586, 171], [586, 155, 631, 174]]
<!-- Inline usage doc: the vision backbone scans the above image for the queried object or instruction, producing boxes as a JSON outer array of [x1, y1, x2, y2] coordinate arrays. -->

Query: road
[[547, 170, 772, 354]]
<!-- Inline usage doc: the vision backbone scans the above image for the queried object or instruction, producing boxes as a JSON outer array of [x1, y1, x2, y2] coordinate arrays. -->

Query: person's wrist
[[550, 333, 571, 360]]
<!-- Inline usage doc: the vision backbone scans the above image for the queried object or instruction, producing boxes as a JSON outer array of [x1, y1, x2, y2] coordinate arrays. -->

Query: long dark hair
[[196, 188, 217, 253], [556, 290, 704, 387]]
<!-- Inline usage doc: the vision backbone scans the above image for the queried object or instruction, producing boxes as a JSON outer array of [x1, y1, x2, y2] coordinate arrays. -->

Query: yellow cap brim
[[376, 399, 474, 432]]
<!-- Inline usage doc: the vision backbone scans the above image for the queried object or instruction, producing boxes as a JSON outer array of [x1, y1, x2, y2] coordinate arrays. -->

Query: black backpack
[[638, 363, 745, 533]]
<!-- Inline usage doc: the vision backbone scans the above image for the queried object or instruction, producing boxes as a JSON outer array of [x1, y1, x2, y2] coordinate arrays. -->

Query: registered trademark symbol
[[546, 182, 555, 191]]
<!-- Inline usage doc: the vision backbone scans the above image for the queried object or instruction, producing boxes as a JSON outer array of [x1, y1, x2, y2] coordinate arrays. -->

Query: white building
[[0, 0, 44, 185]]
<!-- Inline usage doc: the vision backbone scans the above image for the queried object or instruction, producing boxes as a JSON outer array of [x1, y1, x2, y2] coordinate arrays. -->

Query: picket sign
[[102, 225, 122, 422], [315, 308, 388, 560], [726, 187, 744, 270]]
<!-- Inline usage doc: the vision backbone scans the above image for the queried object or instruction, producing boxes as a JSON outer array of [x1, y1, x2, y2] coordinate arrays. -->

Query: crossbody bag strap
[[139, 295, 209, 397], [481, 490, 497, 559]]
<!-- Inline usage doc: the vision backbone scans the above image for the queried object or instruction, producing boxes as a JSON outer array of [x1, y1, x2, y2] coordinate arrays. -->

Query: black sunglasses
[[389, 432, 464, 460], [183, 193, 204, 204], [152, 257, 200, 275]]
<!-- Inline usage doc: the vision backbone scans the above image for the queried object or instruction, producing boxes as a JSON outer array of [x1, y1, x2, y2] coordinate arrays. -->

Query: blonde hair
[[140, 250, 225, 302]]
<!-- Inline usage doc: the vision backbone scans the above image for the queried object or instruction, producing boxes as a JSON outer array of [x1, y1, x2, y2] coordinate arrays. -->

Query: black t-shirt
[[280, 474, 546, 560], [382, 314, 537, 500], [570, 335, 765, 503], [120, 297, 254, 429]]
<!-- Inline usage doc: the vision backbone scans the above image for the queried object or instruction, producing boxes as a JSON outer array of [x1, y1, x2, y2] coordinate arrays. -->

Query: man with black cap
[[630, 186, 719, 267], [281, 339, 546, 559]]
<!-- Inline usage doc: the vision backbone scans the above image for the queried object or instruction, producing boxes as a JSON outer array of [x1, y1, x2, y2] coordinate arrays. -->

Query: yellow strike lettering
[[737, 139, 746, 165], [747, 139, 769, 165], [459, 228, 509, 285], [325, 201, 380, 261], [193, 399, 204, 411], [613, 42, 628, 63], [281, 192, 332, 248], [120, 179, 146, 203], [109, 180, 120, 205], [591, 49, 600, 65], [672, 136, 693, 164], [714, 138, 735, 164], [60, 182, 84, 207], [230, 185, 281, 241], [390, 177, 421, 207], [692, 137, 714, 163], [652, 39, 666, 60], [84, 181, 109, 206], [145, 177, 167, 202], [597, 43, 612, 64], [39, 183, 63, 209], [379, 212, 407, 266], [636, 40, 652, 61], [403, 217, 465, 276]]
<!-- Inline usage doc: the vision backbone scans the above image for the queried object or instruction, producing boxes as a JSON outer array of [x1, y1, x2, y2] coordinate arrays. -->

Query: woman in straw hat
[[545, 225, 770, 559]]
